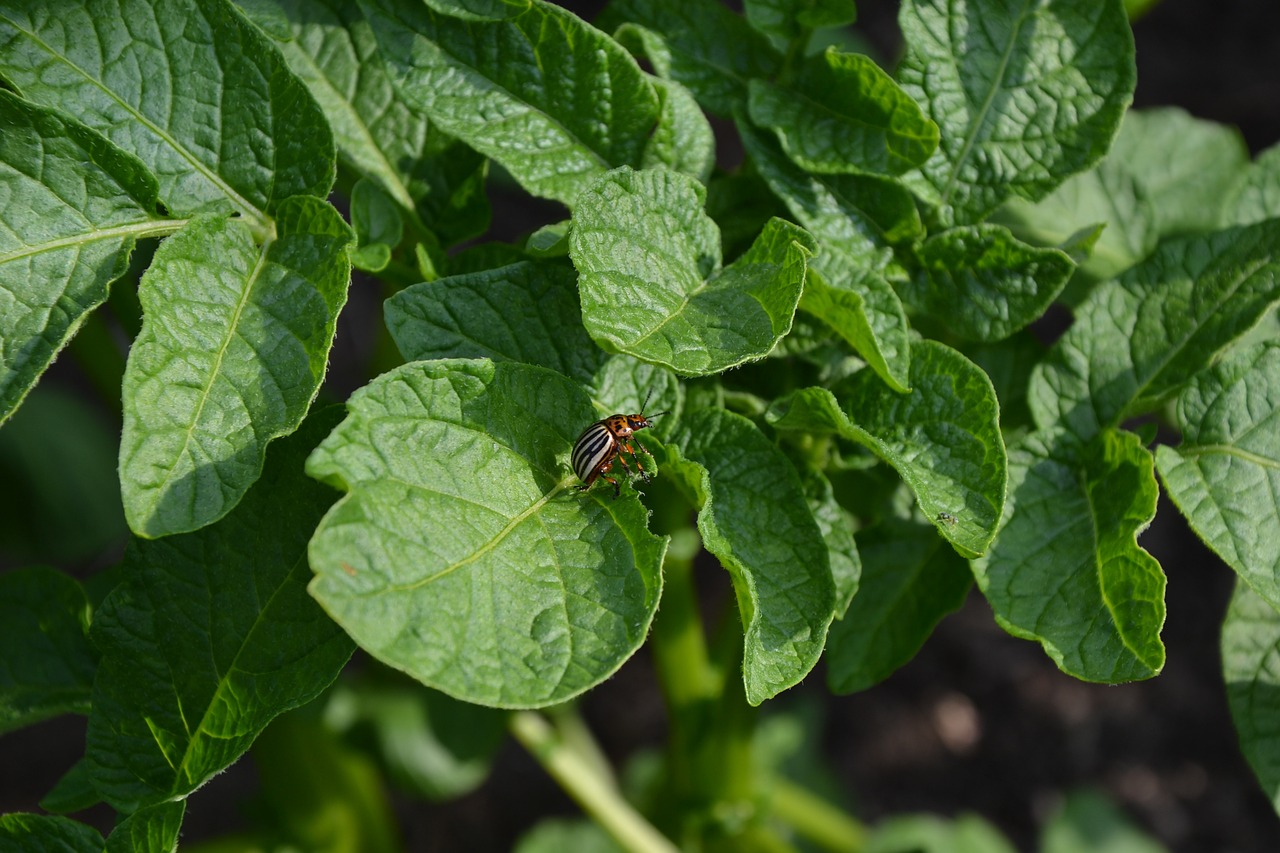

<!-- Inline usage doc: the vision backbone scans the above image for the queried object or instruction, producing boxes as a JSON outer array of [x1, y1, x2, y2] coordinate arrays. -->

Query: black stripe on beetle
[[573, 391, 668, 499]]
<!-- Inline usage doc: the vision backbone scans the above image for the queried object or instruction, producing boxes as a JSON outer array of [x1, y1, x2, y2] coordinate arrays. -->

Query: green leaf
[[0, 90, 159, 425], [0, 814, 102, 852], [0, 387, 126, 563], [119, 195, 353, 538], [743, 0, 856, 43], [516, 819, 624, 853], [901, 223, 1075, 341], [1029, 220, 1280, 445], [739, 117, 914, 391], [252, 714, 401, 853], [306, 359, 666, 708], [826, 520, 972, 694], [1223, 580, 1280, 815], [996, 108, 1251, 285], [324, 677, 506, 801], [0, 567, 96, 734], [386, 261, 605, 384], [267, 0, 490, 246], [0, 0, 334, 220], [972, 428, 1165, 683], [1224, 142, 1280, 228], [86, 410, 356, 812], [570, 167, 814, 376], [1155, 344, 1280, 609], [897, 0, 1135, 223], [964, 330, 1045, 431], [1041, 788, 1169, 853], [103, 801, 185, 853], [768, 340, 1007, 558], [642, 75, 716, 184], [805, 472, 861, 617], [748, 47, 937, 176], [868, 813, 1017, 853], [604, 0, 780, 116], [40, 760, 100, 815], [664, 408, 835, 705], [361, 0, 659, 207]]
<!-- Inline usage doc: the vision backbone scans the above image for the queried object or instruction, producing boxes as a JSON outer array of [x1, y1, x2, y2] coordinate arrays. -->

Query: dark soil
[[3, 1, 1279, 851]]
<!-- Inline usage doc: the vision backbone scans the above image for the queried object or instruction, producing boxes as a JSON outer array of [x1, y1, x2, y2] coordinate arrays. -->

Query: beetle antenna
[[647, 410, 669, 420], [640, 388, 654, 413]]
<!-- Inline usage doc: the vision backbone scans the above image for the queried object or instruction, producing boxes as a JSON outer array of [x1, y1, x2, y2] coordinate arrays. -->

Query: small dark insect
[[937, 511, 958, 526], [573, 391, 668, 498]]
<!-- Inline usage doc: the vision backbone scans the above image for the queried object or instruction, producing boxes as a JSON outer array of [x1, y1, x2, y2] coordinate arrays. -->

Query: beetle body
[[573, 403, 666, 498]]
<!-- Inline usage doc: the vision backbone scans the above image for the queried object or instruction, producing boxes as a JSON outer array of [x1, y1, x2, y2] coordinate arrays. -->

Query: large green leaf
[[826, 520, 972, 694], [1029, 220, 1280, 445], [972, 429, 1165, 683], [0, 0, 334, 221], [569, 167, 814, 376], [739, 117, 914, 391], [103, 801, 185, 853], [897, 0, 1134, 223], [119, 196, 353, 538], [1223, 581, 1280, 815], [386, 262, 605, 384], [267, 0, 490, 246], [664, 408, 835, 705], [996, 108, 1251, 285], [901, 223, 1075, 341], [86, 410, 356, 812], [360, 0, 659, 206], [0, 90, 160, 425], [1224, 142, 1280, 228], [0, 567, 96, 734], [1156, 344, 1280, 609], [748, 47, 937, 176], [306, 359, 666, 708], [642, 74, 716, 184], [603, 0, 780, 116], [768, 340, 1007, 558]]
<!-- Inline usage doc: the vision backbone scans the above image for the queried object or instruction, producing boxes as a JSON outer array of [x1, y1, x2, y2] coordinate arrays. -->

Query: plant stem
[[509, 710, 679, 853], [770, 779, 867, 853]]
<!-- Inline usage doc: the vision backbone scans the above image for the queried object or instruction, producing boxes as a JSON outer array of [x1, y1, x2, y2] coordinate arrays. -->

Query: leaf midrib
[[6, 16, 264, 221]]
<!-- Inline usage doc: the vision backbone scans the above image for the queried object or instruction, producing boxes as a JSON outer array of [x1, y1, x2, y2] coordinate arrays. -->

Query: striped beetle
[[572, 392, 668, 498]]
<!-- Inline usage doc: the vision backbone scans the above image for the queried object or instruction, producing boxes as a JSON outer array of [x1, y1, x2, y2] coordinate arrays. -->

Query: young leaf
[[768, 340, 1007, 558], [86, 409, 356, 812], [1223, 581, 1280, 813], [739, 117, 914, 391], [569, 167, 814, 376], [1029, 220, 1280, 445], [119, 196, 353, 538], [306, 359, 666, 708], [0, 90, 160, 425], [826, 520, 972, 694], [103, 801, 185, 853], [743, 0, 855, 43], [664, 408, 835, 705], [747, 47, 938, 176], [0, 814, 102, 852], [267, 0, 490, 246], [896, 0, 1135, 223], [360, 0, 660, 207], [1156, 344, 1280, 609], [603, 0, 780, 116], [972, 429, 1165, 683], [386, 262, 605, 384], [0, 0, 334, 220], [0, 567, 96, 734], [901, 223, 1075, 341]]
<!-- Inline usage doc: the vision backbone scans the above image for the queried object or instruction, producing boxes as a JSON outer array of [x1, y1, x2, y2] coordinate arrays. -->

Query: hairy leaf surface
[[119, 196, 353, 537], [307, 359, 666, 708], [1223, 582, 1280, 814]]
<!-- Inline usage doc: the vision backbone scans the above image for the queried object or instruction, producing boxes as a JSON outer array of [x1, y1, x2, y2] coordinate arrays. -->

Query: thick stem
[[510, 711, 678, 853], [770, 779, 866, 853]]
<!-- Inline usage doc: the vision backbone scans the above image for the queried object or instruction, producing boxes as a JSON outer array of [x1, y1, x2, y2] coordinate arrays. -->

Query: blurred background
[[2, 0, 1278, 850]]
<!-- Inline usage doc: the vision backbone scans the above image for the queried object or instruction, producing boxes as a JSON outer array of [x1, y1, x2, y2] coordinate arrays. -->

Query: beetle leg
[[605, 474, 620, 499], [617, 441, 652, 483]]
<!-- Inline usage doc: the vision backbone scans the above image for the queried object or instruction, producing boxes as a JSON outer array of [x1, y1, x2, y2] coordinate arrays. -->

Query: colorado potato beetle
[[573, 392, 668, 498]]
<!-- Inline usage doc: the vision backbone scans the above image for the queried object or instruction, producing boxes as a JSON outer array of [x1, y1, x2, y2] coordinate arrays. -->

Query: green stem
[[510, 711, 678, 853], [545, 704, 617, 790], [770, 779, 866, 853]]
